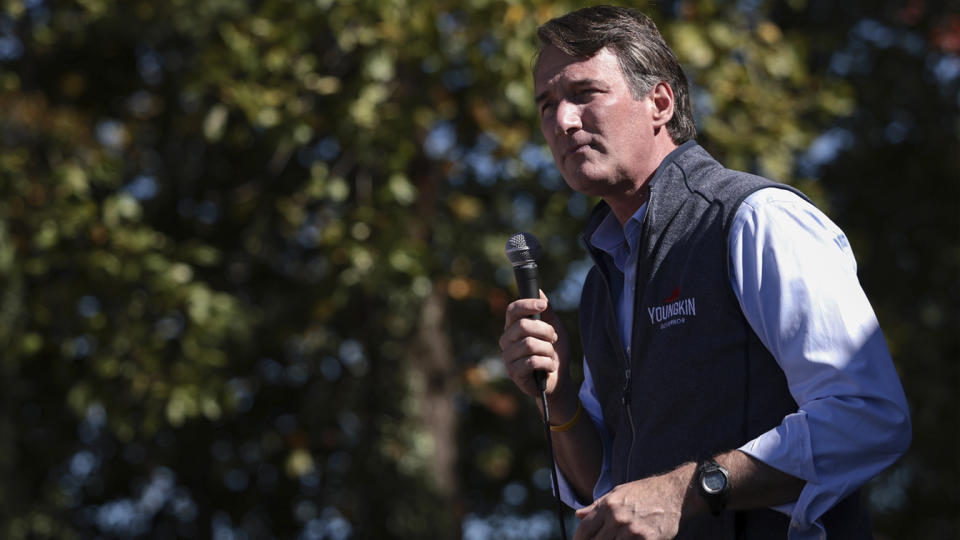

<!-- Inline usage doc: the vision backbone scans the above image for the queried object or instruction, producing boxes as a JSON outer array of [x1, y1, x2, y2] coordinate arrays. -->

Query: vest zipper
[[621, 186, 652, 480], [583, 218, 643, 485], [622, 368, 635, 476]]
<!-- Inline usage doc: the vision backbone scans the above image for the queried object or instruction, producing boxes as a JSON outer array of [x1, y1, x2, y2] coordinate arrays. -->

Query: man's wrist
[[541, 386, 579, 427], [696, 458, 731, 515], [679, 461, 711, 518], [550, 399, 583, 432]]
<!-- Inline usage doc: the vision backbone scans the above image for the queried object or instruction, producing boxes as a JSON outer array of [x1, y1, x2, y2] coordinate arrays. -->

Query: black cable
[[538, 381, 568, 540]]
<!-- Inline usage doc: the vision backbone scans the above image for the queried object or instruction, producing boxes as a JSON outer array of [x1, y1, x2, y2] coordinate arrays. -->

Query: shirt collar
[[588, 203, 647, 272]]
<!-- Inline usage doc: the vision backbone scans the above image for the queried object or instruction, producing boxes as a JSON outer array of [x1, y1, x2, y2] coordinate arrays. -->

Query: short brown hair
[[536, 5, 696, 143]]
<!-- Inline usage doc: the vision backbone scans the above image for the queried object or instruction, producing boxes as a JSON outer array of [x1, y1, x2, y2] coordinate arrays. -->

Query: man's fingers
[[572, 503, 601, 540], [499, 291, 566, 396], [498, 318, 558, 351], [502, 339, 556, 375], [575, 500, 625, 540], [575, 498, 599, 520], [504, 297, 549, 328], [499, 357, 551, 397]]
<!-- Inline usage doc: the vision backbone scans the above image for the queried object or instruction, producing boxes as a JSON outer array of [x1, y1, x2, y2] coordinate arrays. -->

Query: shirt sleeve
[[729, 188, 911, 537], [555, 357, 615, 509]]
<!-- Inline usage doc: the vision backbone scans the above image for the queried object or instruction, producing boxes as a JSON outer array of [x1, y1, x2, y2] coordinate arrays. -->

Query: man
[[498, 6, 911, 540]]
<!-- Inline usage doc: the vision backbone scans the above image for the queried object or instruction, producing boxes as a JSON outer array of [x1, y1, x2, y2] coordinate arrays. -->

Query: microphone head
[[505, 232, 541, 267]]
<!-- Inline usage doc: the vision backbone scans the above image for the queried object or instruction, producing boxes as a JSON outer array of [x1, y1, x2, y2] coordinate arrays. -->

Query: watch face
[[702, 471, 726, 494]]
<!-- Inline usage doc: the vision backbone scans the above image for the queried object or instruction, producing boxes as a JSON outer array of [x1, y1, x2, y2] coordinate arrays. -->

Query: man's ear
[[649, 81, 675, 129]]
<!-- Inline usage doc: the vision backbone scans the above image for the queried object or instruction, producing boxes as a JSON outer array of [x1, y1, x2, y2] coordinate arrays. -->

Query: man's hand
[[499, 290, 602, 501], [573, 463, 697, 540], [498, 290, 571, 398]]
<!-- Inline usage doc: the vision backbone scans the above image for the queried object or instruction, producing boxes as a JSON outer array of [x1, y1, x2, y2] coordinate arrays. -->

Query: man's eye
[[576, 89, 597, 100]]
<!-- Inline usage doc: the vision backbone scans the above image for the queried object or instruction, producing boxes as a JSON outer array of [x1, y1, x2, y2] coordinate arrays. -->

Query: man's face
[[534, 45, 656, 198]]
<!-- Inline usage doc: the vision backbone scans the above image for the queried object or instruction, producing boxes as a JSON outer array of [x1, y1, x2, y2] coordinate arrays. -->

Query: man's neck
[[606, 183, 650, 226], [606, 135, 680, 226]]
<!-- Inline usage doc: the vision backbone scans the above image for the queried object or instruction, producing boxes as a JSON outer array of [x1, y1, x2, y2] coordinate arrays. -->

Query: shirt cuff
[[739, 410, 823, 532], [555, 463, 591, 510], [739, 411, 819, 484], [556, 373, 615, 509]]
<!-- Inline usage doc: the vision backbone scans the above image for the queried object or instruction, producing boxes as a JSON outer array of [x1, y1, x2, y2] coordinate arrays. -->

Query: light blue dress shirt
[[558, 187, 911, 540]]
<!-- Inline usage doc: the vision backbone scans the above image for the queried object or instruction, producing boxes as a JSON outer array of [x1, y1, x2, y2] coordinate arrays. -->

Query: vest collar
[[582, 140, 705, 262]]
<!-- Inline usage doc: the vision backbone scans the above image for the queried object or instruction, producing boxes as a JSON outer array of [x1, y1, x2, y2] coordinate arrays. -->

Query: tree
[[0, 0, 954, 538]]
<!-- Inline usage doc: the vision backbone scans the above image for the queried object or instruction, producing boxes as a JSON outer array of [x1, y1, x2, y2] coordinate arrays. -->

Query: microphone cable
[[535, 374, 568, 540]]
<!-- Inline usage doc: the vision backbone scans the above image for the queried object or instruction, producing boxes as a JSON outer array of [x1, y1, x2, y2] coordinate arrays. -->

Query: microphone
[[505, 231, 546, 391], [505, 231, 569, 539]]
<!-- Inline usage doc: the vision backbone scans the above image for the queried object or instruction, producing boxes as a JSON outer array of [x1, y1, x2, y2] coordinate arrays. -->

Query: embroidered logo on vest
[[647, 287, 696, 330]]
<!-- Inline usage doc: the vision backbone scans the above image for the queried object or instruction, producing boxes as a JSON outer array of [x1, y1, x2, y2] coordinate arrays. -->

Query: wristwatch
[[696, 458, 730, 515]]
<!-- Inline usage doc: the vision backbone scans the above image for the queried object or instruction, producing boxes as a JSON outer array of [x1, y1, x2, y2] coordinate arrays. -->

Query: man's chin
[[562, 167, 615, 196]]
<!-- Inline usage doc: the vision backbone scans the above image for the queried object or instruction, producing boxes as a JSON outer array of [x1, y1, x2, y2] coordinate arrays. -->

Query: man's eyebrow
[[535, 78, 605, 104], [571, 78, 604, 89]]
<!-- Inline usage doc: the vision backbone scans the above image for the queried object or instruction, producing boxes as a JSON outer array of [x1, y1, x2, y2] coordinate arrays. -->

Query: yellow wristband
[[549, 399, 582, 432]]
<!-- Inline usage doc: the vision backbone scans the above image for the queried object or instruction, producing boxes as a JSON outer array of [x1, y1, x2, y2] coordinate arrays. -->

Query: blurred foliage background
[[0, 0, 957, 538]]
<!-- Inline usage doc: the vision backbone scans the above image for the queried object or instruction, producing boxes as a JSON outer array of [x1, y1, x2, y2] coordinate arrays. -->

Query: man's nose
[[555, 101, 582, 134]]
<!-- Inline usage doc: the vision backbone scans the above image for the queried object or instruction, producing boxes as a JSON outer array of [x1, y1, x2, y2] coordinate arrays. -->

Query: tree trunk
[[405, 282, 460, 537]]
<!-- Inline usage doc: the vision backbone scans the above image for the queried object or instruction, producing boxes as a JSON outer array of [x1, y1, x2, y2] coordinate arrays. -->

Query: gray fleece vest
[[579, 141, 870, 538]]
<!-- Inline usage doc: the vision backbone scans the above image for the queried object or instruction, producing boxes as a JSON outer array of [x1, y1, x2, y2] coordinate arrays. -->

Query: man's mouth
[[565, 142, 594, 158]]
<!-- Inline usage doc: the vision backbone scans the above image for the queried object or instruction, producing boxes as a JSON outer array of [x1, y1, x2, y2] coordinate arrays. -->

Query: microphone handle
[[513, 263, 541, 317], [513, 263, 546, 391]]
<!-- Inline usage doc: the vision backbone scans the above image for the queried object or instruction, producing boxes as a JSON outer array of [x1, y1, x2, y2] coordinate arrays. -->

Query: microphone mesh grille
[[505, 232, 541, 266]]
